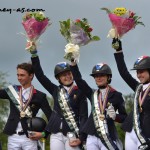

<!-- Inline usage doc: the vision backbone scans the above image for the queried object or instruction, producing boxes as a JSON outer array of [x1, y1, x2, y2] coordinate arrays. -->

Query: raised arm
[[112, 38, 139, 91], [70, 62, 93, 100], [31, 53, 57, 96]]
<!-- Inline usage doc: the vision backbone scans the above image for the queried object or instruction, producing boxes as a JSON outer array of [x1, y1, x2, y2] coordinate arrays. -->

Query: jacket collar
[[17, 85, 37, 94]]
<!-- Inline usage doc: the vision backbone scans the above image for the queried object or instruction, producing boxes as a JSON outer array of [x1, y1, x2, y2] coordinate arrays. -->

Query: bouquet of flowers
[[102, 7, 144, 39], [59, 18, 100, 62], [22, 11, 51, 52]]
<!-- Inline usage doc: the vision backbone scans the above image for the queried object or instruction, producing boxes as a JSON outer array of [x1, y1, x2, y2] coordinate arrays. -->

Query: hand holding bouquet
[[59, 18, 100, 62], [102, 7, 144, 39], [22, 11, 51, 52]]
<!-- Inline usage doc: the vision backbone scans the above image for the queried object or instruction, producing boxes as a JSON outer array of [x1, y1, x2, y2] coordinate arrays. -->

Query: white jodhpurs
[[50, 132, 81, 150], [8, 134, 38, 150]]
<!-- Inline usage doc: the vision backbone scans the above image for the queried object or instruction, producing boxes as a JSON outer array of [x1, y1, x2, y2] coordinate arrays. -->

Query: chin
[[64, 82, 72, 86]]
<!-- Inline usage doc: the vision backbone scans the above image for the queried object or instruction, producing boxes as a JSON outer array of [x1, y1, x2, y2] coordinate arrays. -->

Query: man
[[26, 45, 88, 150], [70, 60, 127, 150], [112, 38, 150, 150], [0, 62, 52, 150]]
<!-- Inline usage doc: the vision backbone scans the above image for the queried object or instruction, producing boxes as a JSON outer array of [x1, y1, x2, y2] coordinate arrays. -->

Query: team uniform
[[0, 85, 51, 150], [31, 56, 88, 150], [114, 51, 150, 150], [70, 64, 127, 150]]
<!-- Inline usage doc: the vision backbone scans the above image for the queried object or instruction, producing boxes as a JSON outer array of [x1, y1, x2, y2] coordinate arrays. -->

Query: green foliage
[[22, 12, 49, 22], [0, 71, 8, 88], [124, 93, 134, 113], [59, 18, 100, 43], [0, 71, 9, 149], [59, 19, 71, 43]]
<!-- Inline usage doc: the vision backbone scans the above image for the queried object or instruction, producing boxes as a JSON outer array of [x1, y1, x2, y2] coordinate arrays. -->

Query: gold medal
[[20, 111, 26, 118], [99, 114, 105, 121]]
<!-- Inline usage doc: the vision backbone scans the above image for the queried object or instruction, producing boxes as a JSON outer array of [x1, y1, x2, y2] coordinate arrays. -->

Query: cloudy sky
[[0, 0, 149, 97]]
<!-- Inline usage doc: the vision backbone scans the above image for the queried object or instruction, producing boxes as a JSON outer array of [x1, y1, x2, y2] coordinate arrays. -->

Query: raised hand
[[112, 38, 122, 51]]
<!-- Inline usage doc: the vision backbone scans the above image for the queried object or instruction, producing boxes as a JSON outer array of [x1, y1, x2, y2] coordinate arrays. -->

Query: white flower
[[65, 43, 80, 53], [107, 28, 116, 38], [38, 11, 45, 18], [64, 43, 80, 62]]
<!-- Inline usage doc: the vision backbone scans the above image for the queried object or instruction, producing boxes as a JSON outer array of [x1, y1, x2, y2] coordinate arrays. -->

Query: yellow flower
[[113, 7, 127, 16]]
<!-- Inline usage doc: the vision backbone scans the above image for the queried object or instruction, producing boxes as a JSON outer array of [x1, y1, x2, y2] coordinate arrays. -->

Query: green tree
[[0, 71, 9, 150]]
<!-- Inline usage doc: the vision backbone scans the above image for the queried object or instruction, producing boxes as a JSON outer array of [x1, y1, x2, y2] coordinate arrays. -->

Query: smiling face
[[137, 69, 150, 84], [58, 70, 74, 86], [94, 74, 109, 87], [17, 68, 33, 88]]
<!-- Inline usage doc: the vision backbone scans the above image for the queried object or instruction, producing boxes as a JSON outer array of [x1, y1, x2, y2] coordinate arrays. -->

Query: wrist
[[41, 132, 46, 138], [31, 49, 38, 58], [115, 50, 123, 53]]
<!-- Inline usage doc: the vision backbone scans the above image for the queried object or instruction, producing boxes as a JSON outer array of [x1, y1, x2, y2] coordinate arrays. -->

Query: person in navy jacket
[[0, 62, 52, 150], [27, 48, 88, 150], [112, 38, 150, 150], [70, 60, 127, 150]]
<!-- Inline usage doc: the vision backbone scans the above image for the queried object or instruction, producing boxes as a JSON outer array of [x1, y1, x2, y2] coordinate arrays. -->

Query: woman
[[112, 38, 150, 150], [70, 60, 127, 150], [27, 46, 88, 150]]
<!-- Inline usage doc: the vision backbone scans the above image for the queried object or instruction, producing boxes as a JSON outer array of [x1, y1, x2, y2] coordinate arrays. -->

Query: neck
[[22, 84, 32, 89], [98, 85, 107, 89], [143, 81, 150, 85]]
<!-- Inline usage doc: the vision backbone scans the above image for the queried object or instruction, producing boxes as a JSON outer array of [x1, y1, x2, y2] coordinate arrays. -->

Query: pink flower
[[75, 19, 81, 23], [129, 11, 135, 18], [22, 18, 49, 40]]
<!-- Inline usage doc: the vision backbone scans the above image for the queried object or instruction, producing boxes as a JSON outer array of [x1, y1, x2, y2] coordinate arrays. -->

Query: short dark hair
[[17, 63, 34, 75]]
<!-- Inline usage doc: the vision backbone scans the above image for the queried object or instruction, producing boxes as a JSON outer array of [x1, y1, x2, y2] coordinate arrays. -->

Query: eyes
[[59, 71, 72, 78], [94, 74, 107, 78], [17, 74, 25, 77], [136, 70, 148, 74]]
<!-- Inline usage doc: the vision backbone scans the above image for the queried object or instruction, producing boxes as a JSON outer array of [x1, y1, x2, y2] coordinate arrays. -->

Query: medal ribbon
[[138, 84, 150, 111], [98, 86, 110, 114], [67, 84, 75, 96], [19, 85, 34, 112]]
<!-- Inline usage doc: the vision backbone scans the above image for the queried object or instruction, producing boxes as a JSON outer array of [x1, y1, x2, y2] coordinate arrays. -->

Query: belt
[[15, 131, 25, 135]]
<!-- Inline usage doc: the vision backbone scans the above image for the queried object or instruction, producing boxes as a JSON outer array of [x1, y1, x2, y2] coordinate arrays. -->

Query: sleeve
[[115, 92, 127, 123], [78, 93, 88, 142], [114, 52, 139, 91], [0, 89, 10, 99], [40, 93, 52, 121], [70, 64, 93, 100], [31, 55, 58, 96]]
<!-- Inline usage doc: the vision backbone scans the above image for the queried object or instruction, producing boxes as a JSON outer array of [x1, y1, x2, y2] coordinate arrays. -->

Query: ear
[[30, 74, 34, 80], [107, 76, 111, 84], [56, 76, 60, 81]]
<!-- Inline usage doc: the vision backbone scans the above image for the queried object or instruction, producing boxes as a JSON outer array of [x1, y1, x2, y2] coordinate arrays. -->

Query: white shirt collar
[[63, 83, 75, 92], [143, 83, 150, 91]]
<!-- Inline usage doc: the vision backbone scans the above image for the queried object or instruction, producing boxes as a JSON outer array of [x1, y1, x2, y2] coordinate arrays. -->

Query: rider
[[112, 38, 150, 149], [70, 60, 127, 150]]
